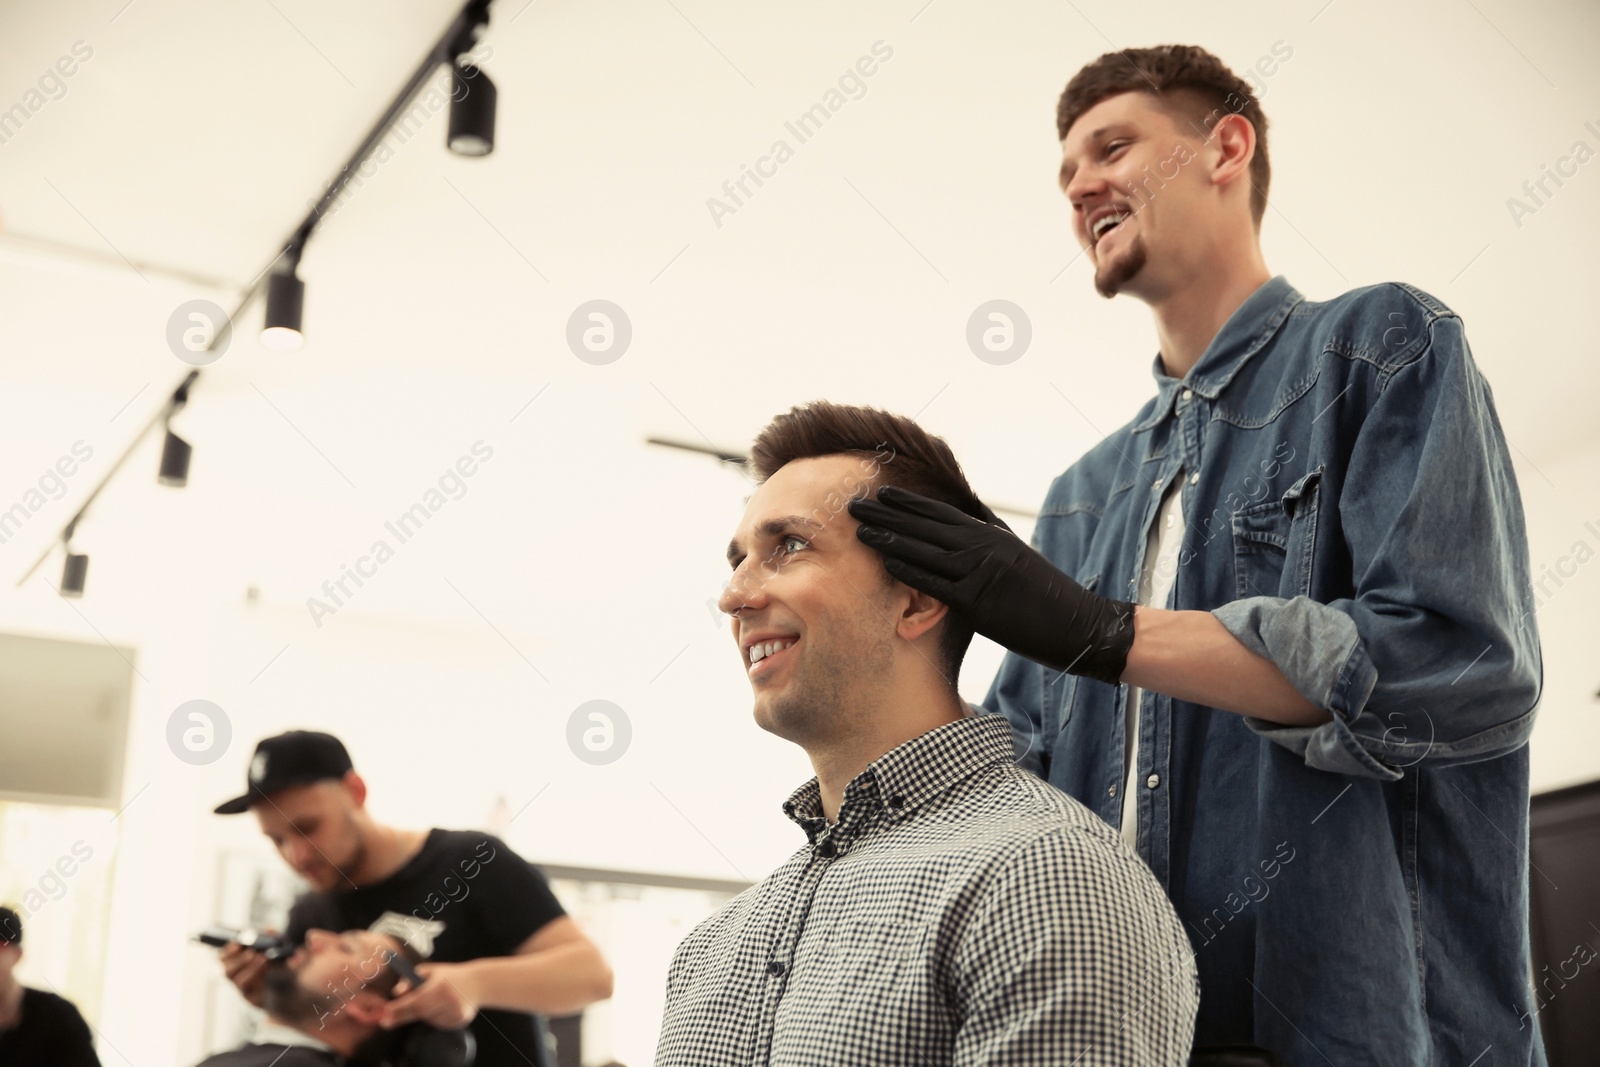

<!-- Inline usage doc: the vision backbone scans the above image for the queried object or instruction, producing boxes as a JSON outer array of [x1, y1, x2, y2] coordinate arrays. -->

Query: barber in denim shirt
[[850, 46, 1544, 1065]]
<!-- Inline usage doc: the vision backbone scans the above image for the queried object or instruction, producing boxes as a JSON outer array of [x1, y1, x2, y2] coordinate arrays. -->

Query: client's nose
[[718, 561, 771, 618]]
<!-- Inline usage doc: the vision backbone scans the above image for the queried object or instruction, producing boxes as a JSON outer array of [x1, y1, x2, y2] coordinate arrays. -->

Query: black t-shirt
[[285, 829, 565, 1067], [196, 1044, 339, 1067], [0, 987, 101, 1066], [195, 1028, 427, 1067]]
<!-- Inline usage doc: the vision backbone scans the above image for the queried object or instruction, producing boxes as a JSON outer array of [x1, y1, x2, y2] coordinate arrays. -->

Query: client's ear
[[896, 587, 948, 643], [343, 990, 389, 1026]]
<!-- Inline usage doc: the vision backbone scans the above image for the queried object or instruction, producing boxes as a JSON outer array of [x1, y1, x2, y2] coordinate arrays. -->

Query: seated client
[[197, 927, 463, 1066], [653, 401, 1200, 1066]]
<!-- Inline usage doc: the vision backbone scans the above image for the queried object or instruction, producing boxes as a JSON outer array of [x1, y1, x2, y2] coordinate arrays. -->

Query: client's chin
[[259, 961, 319, 1025]]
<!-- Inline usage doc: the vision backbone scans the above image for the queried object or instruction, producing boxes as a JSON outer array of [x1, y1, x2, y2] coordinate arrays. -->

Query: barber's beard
[[334, 812, 367, 884], [1093, 233, 1147, 299]]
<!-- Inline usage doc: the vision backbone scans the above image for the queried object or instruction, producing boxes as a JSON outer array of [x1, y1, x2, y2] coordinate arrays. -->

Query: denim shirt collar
[[1132, 275, 1303, 433]]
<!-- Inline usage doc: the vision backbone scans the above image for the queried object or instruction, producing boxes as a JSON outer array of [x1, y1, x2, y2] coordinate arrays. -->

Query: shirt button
[[1151, 481, 1162, 492], [887, 794, 905, 809], [1188, 472, 1199, 485], [1146, 774, 1160, 789], [1108, 784, 1117, 797], [1181, 388, 1194, 401], [766, 960, 786, 977], [818, 840, 837, 858]]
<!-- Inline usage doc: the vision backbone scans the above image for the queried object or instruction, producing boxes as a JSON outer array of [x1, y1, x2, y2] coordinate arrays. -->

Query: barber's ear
[[342, 770, 368, 809], [896, 587, 948, 643], [1207, 111, 1256, 190]]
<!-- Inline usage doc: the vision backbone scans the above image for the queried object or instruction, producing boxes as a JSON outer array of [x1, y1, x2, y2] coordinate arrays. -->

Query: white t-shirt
[[1121, 473, 1186, 850]]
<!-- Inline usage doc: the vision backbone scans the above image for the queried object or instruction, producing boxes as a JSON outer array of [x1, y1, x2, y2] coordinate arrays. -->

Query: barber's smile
[[744, 633, 801, 678], [1087, 204, 1134, 255]]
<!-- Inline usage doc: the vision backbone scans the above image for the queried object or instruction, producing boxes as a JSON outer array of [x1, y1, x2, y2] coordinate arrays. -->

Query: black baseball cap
[[214, 730, 355, 814], [0, 906, 19, 945]]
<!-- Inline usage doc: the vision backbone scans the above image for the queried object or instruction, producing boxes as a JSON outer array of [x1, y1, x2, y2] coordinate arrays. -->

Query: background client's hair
[[260, 939, 418, 1025], [748, 400, 987, 687]]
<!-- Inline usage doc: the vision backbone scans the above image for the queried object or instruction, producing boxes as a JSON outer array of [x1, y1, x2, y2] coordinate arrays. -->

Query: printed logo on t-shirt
[[368, 910, 445, 957]]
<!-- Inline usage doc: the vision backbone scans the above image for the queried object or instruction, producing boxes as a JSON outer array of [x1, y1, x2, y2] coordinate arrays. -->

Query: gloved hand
[[848, 485, 1135, 685]]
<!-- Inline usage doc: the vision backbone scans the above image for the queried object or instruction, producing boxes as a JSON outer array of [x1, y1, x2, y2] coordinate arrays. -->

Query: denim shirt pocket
[[1042, 573, 1099, 736], [1231, 467, 1323, 600]]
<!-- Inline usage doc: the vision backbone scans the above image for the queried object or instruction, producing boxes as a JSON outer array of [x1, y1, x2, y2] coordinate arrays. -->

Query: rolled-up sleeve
[[1212, 315, 1542, 779]]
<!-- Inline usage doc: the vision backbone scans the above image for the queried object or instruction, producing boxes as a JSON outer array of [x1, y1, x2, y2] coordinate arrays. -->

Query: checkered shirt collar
[[780, 713, 1014, 843]]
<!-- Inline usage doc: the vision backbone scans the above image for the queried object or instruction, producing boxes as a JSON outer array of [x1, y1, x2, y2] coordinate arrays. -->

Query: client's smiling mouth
[[747, 636, 799, 673]]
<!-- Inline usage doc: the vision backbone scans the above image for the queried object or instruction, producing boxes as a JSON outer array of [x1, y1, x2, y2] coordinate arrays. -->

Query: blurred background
[[0, 0, 1596, 1063]]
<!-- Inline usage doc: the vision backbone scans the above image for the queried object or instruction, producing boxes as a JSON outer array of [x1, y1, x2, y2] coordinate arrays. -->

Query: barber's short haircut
[[0, 906, 20, 945], [748, 400, 986, 686], [1057, 44, 1272, 228]]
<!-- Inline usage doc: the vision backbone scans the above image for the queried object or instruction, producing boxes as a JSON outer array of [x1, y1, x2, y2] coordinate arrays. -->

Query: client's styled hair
[[748, 400, 987, 685]]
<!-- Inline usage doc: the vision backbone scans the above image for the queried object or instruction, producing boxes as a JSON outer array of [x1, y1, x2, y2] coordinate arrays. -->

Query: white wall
[[1517, 438, 1600, 793]]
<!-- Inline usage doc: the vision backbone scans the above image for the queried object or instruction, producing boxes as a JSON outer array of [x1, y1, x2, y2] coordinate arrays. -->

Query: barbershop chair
[[392, 1013, 555, 1067], [1189, 1045, 1287, 1066], [393, 1024, 475, 1067]]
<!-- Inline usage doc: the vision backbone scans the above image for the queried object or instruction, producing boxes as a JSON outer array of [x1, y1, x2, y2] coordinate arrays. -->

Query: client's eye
[[779, 534, 809, 554]]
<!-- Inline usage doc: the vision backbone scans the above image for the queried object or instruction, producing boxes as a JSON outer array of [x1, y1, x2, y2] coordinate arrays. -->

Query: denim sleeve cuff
[[1211, 595, 1396, 781]]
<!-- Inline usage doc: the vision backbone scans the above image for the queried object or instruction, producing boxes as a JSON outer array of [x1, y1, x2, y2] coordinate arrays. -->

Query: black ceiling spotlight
[[159, 377, 193, 487], [17, 370, 200, 597], [448, 61, 497, 157], [445, 2, 496, 157], [261, 255, 306, 351], [159, 426, 192, 486], [250, 0, 493, 348], [60, 521, 87, 598], [18, 0, 502, 598]]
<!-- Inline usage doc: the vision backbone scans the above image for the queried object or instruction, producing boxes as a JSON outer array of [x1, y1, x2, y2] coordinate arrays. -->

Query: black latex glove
[[848, 485, 1135, 685]]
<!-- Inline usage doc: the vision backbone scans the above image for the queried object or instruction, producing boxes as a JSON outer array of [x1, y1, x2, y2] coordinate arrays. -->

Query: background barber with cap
[[213, 731, 613, 1067], [0, 906, 101, 1066]]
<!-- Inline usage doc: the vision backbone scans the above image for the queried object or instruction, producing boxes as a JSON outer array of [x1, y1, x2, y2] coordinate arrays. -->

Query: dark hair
[[0, 906, 19, 945], [260, 942, 413, 1026], [1057, 44, 1271, 227], [748, 400, 985, 686]]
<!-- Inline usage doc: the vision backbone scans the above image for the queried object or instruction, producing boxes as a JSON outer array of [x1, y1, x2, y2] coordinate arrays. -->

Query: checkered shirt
[[653, 713, 1199, 1066]]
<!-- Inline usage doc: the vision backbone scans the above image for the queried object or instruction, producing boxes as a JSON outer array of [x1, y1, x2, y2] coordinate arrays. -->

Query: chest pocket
[[1042, 573, 1099, 737], [1231, 467, 1323, 600]]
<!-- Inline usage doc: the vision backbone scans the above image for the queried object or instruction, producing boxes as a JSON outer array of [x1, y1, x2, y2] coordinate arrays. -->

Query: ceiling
[[1, 0, 1596, 658]]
